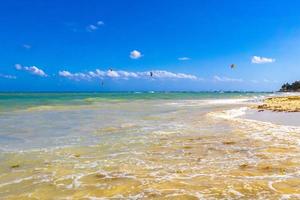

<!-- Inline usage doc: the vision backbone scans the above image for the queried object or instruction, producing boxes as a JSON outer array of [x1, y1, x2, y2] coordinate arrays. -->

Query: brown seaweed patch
[[95, 173, 106, 179], [255, 96, 300, 112], [257, 163, 287, 174], [239, 163, 250, 169], [223, 141, 236, 145], [10, 164, 20, 169]]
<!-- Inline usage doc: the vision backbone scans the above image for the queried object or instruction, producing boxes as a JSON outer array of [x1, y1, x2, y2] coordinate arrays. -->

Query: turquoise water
[[0, 92, 267, 152], [0, 92, 267, 112]]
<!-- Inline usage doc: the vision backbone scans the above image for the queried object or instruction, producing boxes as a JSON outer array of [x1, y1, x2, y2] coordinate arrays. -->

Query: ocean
[[0, 92, 300, 199]]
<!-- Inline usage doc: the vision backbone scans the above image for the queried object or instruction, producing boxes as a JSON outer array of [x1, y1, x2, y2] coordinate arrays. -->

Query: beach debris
[[74, 154, 81, 158], [223, 141, 236, 145], [95, 173, 106, 179], [44, 161, 51, 166], [239, 163, 249, 169], [10, 164, 20, 169], [258, 164, 287, 173], [261, 166, 272, 171]]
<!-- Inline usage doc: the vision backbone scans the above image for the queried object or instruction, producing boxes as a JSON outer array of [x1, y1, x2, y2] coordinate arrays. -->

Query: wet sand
[[243, 109, 300, 127]]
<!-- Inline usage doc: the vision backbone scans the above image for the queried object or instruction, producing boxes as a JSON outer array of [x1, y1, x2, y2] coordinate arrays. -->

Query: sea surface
[[0, 92, 300, 199]]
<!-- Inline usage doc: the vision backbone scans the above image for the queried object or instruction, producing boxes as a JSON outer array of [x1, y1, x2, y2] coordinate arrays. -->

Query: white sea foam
[[205, 98, 251, 105], [208, 106, 300, 145], [209, 107, 249, 119], [0, 176, 33, 188], [163, 98, 252, 108]]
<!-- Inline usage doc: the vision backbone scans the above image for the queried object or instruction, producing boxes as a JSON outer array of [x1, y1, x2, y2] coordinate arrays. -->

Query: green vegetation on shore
[[280, 81, 300, 92]]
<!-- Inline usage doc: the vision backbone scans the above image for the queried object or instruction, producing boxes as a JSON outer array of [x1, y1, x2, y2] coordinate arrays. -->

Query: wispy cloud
[[86, 24, 98, 31], [0, 74, 16, 79], [59, 70, 90, 80], [22, 44, 31, 49], [15, 64, 22, 70], [86, 20, 104, 32], [15, 64, 48, 77], [97, 21, 104, 26], [251, 56, 275, 64], [144, 70, 197, 80], [130, 50, 142, 59], [213, 75, 243, 82], [24, 66, 48, 77], [178, 57, 190, 61], [59, 69, 198, 81], [263, 79, 278, 83]]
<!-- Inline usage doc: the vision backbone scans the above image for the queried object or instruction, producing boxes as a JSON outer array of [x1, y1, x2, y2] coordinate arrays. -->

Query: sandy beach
[[0, 92, 299, 199]]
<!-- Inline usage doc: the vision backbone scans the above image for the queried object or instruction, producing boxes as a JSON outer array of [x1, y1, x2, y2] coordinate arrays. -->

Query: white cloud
[[15, 64, 47, 77], [178, 57, 190, 61], [213, 75, 243, 82], [59, 69, 198, 81], [23, 44, 31, 49], [24, 66, 47, 77], [15, 64, 22, 70], [117, 70, 138, 79], [97, 21, 104, 26], [58, 70, 72, 77], [87, 20, 104, 32], [140, 70, 197, 80], [59, 70, 90, 80], [0, 74, 16, 79], [263, 79, 278, 83], [86, 24, 98, 32], [107, 70, 120, 78], [130, 50, 142, 59], [251, 56, 275, 64], [88, 69, 106, 78]]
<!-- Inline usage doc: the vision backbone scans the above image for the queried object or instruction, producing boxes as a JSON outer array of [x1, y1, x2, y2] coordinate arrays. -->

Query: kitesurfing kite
[[150, 71, 153, 77], [230, 64, 236, 69]]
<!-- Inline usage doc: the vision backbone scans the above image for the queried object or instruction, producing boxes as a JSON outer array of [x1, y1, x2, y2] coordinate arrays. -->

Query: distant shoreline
[[0, 91, 274, 93]]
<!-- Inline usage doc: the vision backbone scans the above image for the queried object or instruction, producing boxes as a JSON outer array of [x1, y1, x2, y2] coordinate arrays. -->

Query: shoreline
[[208, 94, 300, 127]]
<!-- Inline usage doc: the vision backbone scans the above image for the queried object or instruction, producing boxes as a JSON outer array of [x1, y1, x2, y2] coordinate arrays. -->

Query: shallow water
[[1, 92, 300, 199]]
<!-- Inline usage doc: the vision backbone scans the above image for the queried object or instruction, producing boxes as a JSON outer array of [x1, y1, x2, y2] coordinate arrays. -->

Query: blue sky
[[0, 0, 300, 91]]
